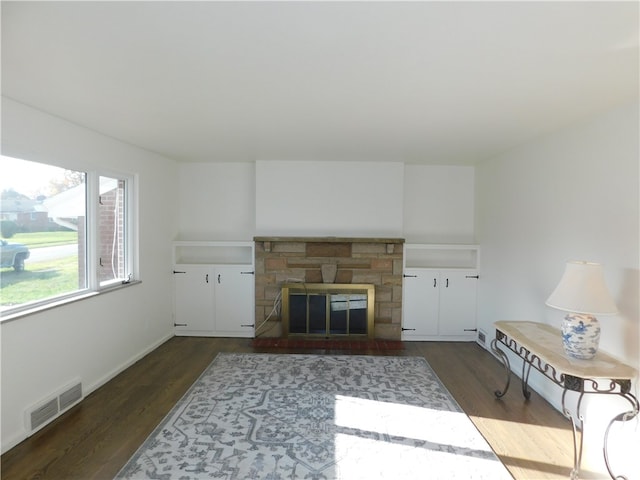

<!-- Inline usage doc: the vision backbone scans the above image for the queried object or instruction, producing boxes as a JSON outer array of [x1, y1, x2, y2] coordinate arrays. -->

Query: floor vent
[[25, 380, 83, 433], [59, 383, 82, 411], [29, 398, 59, 431], [477, 329, 487, 346]]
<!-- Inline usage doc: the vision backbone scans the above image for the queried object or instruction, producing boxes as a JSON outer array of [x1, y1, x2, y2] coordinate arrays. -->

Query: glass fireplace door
[[282, 284, 375, 339]]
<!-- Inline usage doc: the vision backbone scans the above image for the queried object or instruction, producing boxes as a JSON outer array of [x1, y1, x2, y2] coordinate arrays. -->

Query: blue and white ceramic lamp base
[[561, 313, 601, 360]]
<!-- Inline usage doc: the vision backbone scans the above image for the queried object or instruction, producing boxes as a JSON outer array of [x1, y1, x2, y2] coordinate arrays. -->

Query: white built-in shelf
[[173, 241, 254, 265], [404, 244, 479, 269]]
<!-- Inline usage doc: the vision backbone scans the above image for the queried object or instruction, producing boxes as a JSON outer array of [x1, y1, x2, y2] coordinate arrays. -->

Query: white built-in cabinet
[[172, 241, 255, 337], [402, 245, 479, 341]]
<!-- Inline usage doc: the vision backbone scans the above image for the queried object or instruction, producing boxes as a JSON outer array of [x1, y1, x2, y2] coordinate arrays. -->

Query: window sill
[[0, 280, 142, 324]]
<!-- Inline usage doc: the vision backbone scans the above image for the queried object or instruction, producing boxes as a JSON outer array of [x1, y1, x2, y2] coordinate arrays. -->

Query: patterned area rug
[[115, 354, 512, 479]]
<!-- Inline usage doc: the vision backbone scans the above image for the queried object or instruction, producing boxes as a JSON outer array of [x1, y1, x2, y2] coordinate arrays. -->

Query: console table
[[491, 321, 638, 480]]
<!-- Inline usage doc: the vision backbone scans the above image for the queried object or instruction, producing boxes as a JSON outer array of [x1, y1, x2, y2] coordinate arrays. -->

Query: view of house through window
[[1, 156, 135, 315], [99, 176, 126, 286], [0, 156, 87, 312]]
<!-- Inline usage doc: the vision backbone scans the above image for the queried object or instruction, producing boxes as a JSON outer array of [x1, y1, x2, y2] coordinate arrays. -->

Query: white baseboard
[[1, 331, 175, 454]]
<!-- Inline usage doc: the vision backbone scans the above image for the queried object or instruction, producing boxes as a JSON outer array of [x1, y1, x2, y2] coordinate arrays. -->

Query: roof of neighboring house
[[0, 191, 39, 214], [43, 177, 115, 218], [42, 184, 85, 218], [2, 178, 116, 218]]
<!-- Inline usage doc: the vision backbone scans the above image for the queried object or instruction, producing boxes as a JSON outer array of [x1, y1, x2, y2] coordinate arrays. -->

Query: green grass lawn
[[0, 256, 81, 306], [1, 231, 80, 307]]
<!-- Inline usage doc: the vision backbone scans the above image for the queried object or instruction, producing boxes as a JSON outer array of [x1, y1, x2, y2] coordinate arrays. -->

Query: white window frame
[[89, 171, 138, 290], [0, 164, 139, 321]]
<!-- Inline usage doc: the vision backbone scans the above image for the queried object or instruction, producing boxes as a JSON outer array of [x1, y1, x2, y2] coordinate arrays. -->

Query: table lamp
[[545, 261, 617, 360]]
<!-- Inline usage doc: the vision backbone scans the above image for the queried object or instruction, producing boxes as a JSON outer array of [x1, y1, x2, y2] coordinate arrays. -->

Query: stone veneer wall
[[254, 237, 404, 340]]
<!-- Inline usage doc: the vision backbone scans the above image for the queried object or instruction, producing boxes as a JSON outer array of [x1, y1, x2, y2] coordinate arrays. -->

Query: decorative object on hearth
[[546, 261, 617, 359], [321, 263, 338, 283]]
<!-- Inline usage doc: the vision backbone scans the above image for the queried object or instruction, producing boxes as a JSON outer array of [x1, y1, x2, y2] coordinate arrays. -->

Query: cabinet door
[[213, 266, 255, 336], [438, 271, 477, 336], [402, 268, 440, 338], [174, 265, 214, 332]]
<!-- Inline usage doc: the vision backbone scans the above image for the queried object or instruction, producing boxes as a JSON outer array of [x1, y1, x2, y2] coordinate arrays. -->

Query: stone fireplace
[[254, 236, 404, 340]]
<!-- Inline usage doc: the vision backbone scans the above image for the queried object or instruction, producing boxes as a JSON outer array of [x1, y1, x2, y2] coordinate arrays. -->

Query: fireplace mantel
[[254, 236, 404, 253], [254, 236, 405, 243]]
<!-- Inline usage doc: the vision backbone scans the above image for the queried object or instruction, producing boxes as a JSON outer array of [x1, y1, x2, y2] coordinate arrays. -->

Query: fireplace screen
[[282, 283, 375, 339]]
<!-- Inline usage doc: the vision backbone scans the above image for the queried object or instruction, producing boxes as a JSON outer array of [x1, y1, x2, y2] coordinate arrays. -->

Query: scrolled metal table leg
[[603, 393, 639, 480], [521, 359, 533, 400], [491, 338, 511, 398], [562, 389, 585, 480]]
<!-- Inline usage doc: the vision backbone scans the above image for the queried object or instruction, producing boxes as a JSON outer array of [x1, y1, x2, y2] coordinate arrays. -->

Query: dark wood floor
[[1, 337, 588, 479]]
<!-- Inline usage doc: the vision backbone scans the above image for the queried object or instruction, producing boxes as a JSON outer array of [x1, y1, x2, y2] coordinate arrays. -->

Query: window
[[99, 176, 129, 286], [0, 156, 137, 317]]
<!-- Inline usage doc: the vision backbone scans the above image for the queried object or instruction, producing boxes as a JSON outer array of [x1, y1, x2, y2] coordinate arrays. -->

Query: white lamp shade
[[546, 261, 618, 315]]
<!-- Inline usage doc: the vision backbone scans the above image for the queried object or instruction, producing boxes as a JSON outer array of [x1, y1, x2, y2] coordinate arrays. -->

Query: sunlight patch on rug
[[115, 353, 511, 479], [333, 433, 510, 480], [334, 395, 496, 451]]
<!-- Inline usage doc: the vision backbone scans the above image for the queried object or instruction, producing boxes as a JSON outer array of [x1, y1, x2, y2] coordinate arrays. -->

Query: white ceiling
[[2, 1, 638, 165]]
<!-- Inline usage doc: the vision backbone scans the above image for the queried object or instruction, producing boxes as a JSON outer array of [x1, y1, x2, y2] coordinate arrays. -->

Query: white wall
[[403, 165, 475, 243], [0, 98, 179, 452], [177, 162, 255, 241], [476, 101, 639, 474], [177, 161, 475, 243], [255, 160, 405, 237]]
